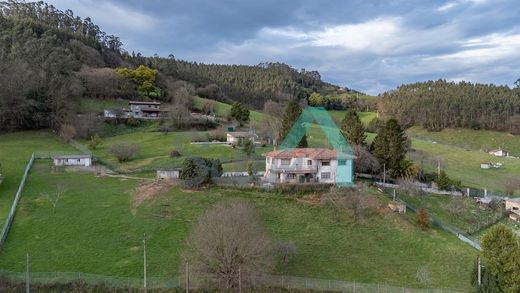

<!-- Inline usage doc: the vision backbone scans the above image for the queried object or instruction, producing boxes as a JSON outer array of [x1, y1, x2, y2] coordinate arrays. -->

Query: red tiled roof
[[265, 148, 352, 160]]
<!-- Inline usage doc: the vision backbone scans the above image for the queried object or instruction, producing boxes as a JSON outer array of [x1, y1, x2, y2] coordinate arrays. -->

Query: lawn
[[194, 97, 268, 124], [407, 126, 520, 156], [77, 98, 130, 114], [409, 138, 520, 194], [83, 131, 273, 172], [0, 131, 76, 225], [0, 162, 477, 290], [327, 111, 377, 126]]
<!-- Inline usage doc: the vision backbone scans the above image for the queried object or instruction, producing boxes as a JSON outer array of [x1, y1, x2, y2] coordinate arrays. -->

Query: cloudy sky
[[46, 0, 520, 94]]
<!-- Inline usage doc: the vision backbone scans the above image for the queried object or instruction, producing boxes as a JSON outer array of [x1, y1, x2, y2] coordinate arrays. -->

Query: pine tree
[[280, 101, 307, 147], [371, 118, 407, 178], [341, 109, 366, 145]]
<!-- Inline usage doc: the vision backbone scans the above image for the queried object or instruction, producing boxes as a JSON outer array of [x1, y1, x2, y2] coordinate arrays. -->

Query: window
[[286, 174, 296, 179], [321, 172, 331, 179], [77, 159, 81, 163], [281, 159, 291, 166], [307, 160, 312, 166], [321, 161, 330, 166], [338, 160, 346, 166]]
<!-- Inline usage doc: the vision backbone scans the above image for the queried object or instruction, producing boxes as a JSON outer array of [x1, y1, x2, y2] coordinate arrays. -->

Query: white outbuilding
[[53, 155, 92, 167]]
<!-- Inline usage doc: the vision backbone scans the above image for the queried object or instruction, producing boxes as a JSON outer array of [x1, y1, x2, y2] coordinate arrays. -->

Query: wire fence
[[0, 154, 34, 248], [0, 269, 463, 292]]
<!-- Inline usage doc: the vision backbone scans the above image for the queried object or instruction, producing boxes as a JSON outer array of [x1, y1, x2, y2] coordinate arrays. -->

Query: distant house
[[505, 198, 520, 222], [489, 149, 509, 157], [480, 163, 492, 169], [226, 131, 259, 145], [156, 169, 180, 181], [53, 155, 92, 167], [129, 101, 162, 119], [264, 148, 354, 184]]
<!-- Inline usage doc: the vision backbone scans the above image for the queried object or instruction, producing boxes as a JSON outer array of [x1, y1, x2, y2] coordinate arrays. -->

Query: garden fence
[[0, 269, 463, 292], [0, 153, 34, 248]]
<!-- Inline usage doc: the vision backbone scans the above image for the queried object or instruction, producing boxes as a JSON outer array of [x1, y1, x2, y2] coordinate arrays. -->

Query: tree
[[179, 157, 223, 188], [307, 92, 325, 106], [371, 119, 408, 178], [107, 143, 139, 162], [481, 225, 520, 292], [58, 124, 76, 143], [87, 134, 103, 150], [262, 100, 283, 143], [417, 208, 430, 230], [435, 170, 461, 191], [280, 101, 307, 147], [341, 110, 366, 145], [230, 102, 250, 126], [243, 139, 255, 157], [41, 184, 67, 214], [351, 144, 380, 174], [183, 201, 275, 289]]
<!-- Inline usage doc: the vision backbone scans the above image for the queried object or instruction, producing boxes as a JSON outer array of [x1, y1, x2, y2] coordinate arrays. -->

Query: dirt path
[[132, 180, 175, 215]]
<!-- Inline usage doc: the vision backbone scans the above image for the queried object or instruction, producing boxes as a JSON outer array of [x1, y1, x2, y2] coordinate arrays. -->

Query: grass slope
[[0, 162, 476, 290], [0, 131, 75, 224]]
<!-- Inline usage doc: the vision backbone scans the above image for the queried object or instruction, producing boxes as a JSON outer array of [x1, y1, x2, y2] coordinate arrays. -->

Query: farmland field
[[0, 160, 477, 290]]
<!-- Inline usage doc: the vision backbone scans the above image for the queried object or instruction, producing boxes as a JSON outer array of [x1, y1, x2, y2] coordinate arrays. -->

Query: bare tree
[[504, 176, 520, 196], [262, 100, 283, 143], [41, 184, 67, 214], [322, 188, 379, 223], [58, 124, 76, 143], [183, 201, 275, 290], [107, 143, 139, 162], [352, 144, 380, 174]]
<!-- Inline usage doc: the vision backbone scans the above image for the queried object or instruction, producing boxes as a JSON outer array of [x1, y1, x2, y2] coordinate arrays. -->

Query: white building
[[53, 155, 92, 167], [264, 148, 353, 184], [489, 149, 509, 157], [226, 131, 259, 145], [156, 169, 180, 180], [129, 101, 161, 119]]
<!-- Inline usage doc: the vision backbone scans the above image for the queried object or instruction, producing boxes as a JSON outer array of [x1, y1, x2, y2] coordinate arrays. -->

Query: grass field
[[194, 97, 268, 124], [0, 161, 477, 290], [408, 126, 520, 156], [82, 131, 272, 172], [77, 98, 129, 114], [0, 131, 76, 224]]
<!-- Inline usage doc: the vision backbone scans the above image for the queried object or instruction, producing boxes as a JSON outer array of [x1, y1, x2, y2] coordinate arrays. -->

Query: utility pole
[[238, 267, 242, 293], [393, 189, 396, 202], [437, 161, 441, 175], [383, 163, 386, 183], [143, 233, 147, 292], [26, 253, 29, 293], [478, 256, 482, 286], [185, 262, 190, 293]]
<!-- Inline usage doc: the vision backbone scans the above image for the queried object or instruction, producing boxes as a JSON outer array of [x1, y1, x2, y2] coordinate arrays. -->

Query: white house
[[226, 131, 259, 145], [53, 155, 92, 167], [264, 148, 354, 184], [129, 101, 162, 119], [489, 149, 509, 157], [156, 169, 180, 180]]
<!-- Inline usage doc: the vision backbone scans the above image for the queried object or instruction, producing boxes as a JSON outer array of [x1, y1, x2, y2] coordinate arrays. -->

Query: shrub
[[87, 134, 103, 150], [179, 157, 222, 188], [125, 117, 140, 127], [107, 143, 139, 162], [170, 149, 182, 158], [58, 124, 76, 143], [417, 208, 430, 230]]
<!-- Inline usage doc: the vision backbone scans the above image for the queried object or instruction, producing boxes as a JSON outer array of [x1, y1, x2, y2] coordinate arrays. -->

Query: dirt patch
[[132, 180, 175, 215]]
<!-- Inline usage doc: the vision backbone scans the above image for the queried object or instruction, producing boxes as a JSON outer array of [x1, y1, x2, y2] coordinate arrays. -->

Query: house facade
[[156, 169, 180, 180], [129, 101, 161, 119], [489, 149, 509, 157], [53, 155, 92, 167], [226, 131, 259, 145], [505, 198, 520, 222], [264, 148, 353, 184]]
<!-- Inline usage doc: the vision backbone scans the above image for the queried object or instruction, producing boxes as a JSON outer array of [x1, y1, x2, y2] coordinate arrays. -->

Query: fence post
[[25, 253, 29, 293]]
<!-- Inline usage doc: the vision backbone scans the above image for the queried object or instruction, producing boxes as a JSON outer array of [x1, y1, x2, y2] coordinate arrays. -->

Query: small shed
[[156, 169, 180, 181], [480, 163, 492, 169], [388, 201, 406, 214], [489, 149, 509, 157], [53, 155, 92, 167]]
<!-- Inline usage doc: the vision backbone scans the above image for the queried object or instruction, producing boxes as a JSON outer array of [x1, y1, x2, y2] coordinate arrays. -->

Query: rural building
[[480, 163, 492, 169], [226, 131, 259, 145], [156, 169, 180, 180], [53, 155, 92, 167], [264, 148, 354, 184], [488, 149, 509, 157], [505, 198, 520, 222], [129, 101, 162, 119]]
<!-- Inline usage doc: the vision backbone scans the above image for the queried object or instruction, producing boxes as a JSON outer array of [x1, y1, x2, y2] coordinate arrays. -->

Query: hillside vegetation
[[379, 80, 520, 133]]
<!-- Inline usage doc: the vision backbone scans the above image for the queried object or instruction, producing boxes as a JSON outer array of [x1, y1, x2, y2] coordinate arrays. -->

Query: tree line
[[379, 79, 520, 133]]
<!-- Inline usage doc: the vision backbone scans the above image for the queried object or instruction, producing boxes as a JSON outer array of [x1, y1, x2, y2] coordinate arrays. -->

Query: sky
[[46, 0, 520, 95]]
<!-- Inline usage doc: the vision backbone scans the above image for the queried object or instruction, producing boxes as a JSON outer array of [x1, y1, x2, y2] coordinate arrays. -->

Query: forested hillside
[[379, 80, 520, 133]]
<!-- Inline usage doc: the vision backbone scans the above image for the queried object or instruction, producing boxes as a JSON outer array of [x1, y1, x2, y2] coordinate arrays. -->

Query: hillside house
[[156, 169, 180, 181], [264, 148, 354, 184], [226, 131, 259, 145], [505, 198, 520, 222], [53, 155, 92, 167], [129, 101, 162, 119], [489, 149, 509, 157]]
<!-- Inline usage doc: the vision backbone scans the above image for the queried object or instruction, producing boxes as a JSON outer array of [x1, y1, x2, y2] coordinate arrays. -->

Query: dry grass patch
[[132, 180, 175, 215]]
